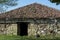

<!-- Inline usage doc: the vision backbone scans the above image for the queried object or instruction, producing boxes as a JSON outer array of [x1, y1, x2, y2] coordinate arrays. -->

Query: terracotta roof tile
[[0, 3, 60, 19]]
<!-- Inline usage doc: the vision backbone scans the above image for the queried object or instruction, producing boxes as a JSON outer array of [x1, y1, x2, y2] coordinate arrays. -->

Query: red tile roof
[[0, 3, 60, 19]]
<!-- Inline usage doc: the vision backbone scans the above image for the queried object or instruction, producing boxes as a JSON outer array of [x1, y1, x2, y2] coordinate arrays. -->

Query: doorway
[[17, 22, 29, 36]]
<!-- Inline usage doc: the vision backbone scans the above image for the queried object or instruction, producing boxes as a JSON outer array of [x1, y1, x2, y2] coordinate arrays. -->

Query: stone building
[[0, 3, 60, 36]]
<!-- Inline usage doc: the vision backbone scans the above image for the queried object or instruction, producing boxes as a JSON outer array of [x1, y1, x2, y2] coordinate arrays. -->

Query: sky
[[7, 0, 60, 11]]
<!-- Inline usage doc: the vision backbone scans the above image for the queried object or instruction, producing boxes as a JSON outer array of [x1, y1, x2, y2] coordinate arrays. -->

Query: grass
[[0, 35, 60, 40]]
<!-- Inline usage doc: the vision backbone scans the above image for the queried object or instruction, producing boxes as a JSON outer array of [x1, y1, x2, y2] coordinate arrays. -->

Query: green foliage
[[49, 0, 60, 5], [0, 35, 60, 40], [0, 0, 8, 3], [0, 0, 18, 13], [0, 0, 18, 6]]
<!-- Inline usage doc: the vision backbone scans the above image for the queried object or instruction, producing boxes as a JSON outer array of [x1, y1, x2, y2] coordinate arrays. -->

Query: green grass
[[0, 35, 60, 40]]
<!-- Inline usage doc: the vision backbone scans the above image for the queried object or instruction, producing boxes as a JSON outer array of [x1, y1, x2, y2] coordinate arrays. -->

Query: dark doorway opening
[[17, 22, 29, 36]]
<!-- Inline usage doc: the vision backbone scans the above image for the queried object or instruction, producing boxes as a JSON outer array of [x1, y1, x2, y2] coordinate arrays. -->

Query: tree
[[0, 0, 18, 6], [0, 0, 18, 13], [49, 0, 60, 5]]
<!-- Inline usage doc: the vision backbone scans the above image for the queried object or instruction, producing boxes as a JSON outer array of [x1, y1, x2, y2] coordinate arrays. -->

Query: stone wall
[[0, 23, 60, 36], [28, 23, 60, 36], [28, 23, 49, 36], [6, 24, 17, 35], [0, 24, 17, 35]]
